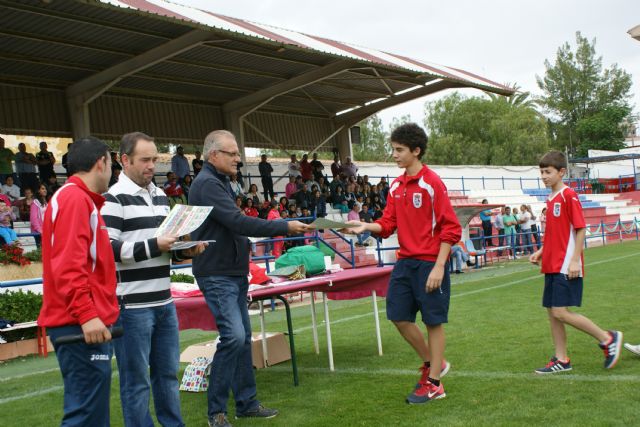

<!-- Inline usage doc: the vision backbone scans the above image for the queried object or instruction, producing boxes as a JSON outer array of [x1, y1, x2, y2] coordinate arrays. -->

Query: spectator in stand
[[502, 206, 518, 258], [278, 196, 289, 213], [300, 153, 312, 181], [540, 207, 547, 233], [171, 146, 190, 182], [310, 152, 325, 182], [330, 155, 341, 178], [182, 174, 193, 199], [331, 186, 349, 213], [36, 141, 56, 183], [294, 183, 311, 210], [329, 173, 346, 196], [243, 198, 259, 217], [359, 202, 374, 226], [512, 207, 522, 254], [18, 187, 34, 221], [246, 183, 261, 206], [372, 204, 383, 220], [109, 152, 122, 187], [1, 175, 20, 203], [0, 137, 15, 185], [0, 137, 14, 185], [229, 173, 243, 198], [310, 189, 326, 218], [46, 173, 61, 195], [0, 198, 17, 244], [479, 199, 493, 247], [494, 207, 505, 256], [341, 156, 358, 178], [30, 183, 48, 248], [192, 150, 204, 177], [258, 154, 274, 201], [235, 196, 244, 211], [266, 200, 283, 257], [61, 143, 73, 176], [163, 172, 187, 207], [348, 204, 371, 246], [317, 176, 329, 194], [450, 244, 475, 274], [287, 154, 301, 177], [14, 143, 38, 194], [285, 176, 297, 199], [236, 160, 244, 189]]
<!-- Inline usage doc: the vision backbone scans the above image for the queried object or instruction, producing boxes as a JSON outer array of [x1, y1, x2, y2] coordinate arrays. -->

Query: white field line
[[267, 365, 640, 383], [0, 367, 59, 382], [0, 386, 63, 405]]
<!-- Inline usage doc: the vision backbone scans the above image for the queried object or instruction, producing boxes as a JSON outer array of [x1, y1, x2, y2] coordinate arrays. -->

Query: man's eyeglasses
[[216, 150, 241, 158]]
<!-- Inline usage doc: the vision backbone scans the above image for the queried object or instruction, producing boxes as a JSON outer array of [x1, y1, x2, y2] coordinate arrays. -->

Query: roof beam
[[66, 29, 215, 101], [335, 80, 463, 125], [223, 59, 354, 114]]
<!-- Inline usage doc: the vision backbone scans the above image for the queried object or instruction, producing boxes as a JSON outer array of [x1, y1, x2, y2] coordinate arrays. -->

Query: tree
[[352, 114, 390, 161], [575, 105, 631, 156], [536, 32, 633, 154], [423, 91, 550, 165]]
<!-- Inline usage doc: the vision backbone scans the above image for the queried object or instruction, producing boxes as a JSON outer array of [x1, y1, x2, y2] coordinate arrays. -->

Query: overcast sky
[[182, 0, 640, 130]]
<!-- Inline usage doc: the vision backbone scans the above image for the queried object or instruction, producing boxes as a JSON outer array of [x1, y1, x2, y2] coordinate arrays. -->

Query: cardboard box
[[180, 332, 291, 369]]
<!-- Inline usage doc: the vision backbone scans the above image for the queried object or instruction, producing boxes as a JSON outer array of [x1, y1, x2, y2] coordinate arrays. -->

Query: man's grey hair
[[203, 130, 235, 159]]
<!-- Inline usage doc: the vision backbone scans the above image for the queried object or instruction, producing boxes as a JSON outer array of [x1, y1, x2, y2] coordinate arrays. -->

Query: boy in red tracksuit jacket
[[347, 123, 461, 404], [38, 136, 118, 427]]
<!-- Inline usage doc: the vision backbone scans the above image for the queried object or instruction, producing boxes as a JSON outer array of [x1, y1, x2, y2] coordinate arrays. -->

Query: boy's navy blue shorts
[[386, 258, 450, 326], [542, 273, 583, 308]]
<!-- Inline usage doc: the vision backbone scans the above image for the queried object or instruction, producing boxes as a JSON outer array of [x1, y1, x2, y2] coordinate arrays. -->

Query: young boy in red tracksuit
[[347, 123, 461, 404], [529, 150, 622, 374], [38, 137, 119, 427]]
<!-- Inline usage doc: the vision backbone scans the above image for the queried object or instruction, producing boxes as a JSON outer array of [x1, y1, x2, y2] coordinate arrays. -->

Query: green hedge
[[0, 290, 42, 342]]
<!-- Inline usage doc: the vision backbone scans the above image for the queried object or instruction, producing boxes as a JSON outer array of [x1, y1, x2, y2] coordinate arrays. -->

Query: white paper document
[[170, 240, 216, 251], [155, 205, 213, 238]]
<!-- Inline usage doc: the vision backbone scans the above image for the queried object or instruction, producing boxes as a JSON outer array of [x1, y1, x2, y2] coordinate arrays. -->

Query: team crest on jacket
[[553, 202, 561, 217], [413, 193, 422, 208]]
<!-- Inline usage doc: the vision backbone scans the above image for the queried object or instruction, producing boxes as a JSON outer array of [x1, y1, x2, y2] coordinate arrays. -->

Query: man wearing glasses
[[190, 130, 310, 427]]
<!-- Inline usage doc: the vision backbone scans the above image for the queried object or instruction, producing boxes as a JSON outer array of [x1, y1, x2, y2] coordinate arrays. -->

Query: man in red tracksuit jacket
[[347, 123, 461, 405], [38, 136, 118, 427]]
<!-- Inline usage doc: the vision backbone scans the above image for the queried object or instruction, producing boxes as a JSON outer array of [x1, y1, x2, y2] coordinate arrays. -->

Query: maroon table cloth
[[174, 266, 393, 331]]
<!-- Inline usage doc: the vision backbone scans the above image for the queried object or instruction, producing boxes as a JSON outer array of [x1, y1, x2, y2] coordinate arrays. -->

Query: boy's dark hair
[[390, 123, 428, 159], [120, 132, 153, 157], [539, 150, 567, 170], [68, 136, 110, 174]]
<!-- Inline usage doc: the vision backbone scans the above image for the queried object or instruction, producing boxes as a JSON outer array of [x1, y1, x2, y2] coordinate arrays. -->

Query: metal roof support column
[[334, 125, 353, 161], [223, 111, 248, 186], [67, 95, 91, 139]]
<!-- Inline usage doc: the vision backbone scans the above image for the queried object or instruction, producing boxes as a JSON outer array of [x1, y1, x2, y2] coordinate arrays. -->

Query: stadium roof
[[629, 25, 640, 42], [0, 0, 514, 150], [569, 153, 640, 164]]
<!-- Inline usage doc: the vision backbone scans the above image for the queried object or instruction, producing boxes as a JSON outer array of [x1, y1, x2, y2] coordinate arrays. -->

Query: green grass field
[[2, 241, 640, 426]]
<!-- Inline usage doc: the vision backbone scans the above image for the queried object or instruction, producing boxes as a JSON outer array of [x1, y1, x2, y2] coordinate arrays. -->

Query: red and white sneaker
[[415, 360, 450, 390], [407, 380, 446, 404]]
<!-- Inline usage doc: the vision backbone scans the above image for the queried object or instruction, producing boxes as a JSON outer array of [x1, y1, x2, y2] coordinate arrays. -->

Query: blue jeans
[[114, 303, 183, 427], [357, 231, 371, 245], [450, 246, 469, 271], [48, 325, 113, 427], [506, 233, 517, 256], [196, 275, 259, 417], [520, 229, 533, 255]]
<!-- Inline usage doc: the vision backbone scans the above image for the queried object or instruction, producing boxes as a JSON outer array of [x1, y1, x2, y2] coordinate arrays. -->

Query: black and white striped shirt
[[101, 173, 173, 309]]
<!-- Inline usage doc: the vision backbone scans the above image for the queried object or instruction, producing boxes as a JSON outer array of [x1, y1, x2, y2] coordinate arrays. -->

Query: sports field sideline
[[2, 240, 639, 426]]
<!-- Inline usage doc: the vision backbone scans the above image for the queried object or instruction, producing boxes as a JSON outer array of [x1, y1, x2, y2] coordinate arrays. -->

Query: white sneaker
[[624, 343, 640, 356]]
